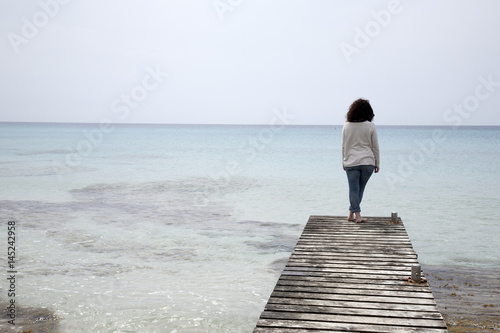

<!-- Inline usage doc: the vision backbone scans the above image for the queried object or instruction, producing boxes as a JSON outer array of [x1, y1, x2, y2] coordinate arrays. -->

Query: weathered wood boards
[[254, 216, 448, 332]]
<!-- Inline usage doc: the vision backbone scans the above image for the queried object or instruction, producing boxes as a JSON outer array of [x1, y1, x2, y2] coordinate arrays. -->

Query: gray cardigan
[[341, 121, 380, 168]]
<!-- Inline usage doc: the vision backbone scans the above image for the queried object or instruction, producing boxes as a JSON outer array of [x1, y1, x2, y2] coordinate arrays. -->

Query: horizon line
[[1, 120, 500, 127]]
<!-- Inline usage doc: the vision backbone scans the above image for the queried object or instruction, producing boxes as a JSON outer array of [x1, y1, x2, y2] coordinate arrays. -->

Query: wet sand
[[424, 265, 500, 332]]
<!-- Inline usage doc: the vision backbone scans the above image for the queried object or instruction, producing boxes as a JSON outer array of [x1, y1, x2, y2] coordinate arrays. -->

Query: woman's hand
[[374, 166, 380, 173]]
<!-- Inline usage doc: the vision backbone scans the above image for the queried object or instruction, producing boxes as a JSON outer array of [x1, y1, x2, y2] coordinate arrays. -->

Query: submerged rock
[[0, 303, 60, 333]]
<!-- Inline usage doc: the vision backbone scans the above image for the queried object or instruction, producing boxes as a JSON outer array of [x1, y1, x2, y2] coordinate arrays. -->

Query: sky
[[1, 0, 499, 126]]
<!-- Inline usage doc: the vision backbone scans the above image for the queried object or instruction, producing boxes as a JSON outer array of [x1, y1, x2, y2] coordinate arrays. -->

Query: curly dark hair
[[346, 98, 374, 122]]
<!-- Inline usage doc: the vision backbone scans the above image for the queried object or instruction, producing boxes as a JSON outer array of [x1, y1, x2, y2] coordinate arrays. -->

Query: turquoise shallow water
[[0, 123, 499, 332]]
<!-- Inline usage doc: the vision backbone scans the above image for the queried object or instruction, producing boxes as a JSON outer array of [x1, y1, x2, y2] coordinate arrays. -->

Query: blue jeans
[[345, 165, 375, 213]]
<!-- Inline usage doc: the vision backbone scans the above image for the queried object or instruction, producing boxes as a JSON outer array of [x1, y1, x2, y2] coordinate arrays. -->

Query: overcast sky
[[1, 0, 499, 126]]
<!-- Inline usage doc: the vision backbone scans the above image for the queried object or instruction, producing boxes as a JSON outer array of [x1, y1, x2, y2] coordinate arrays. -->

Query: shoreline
[[423, 265, 500, 332]]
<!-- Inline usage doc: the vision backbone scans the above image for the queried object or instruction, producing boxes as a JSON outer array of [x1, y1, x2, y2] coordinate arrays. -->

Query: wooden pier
[[254, 215, 448, 332]]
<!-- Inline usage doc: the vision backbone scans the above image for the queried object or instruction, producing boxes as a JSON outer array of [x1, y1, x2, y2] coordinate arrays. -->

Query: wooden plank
[[276, 279, 431, 292], [296, 242, 414, 248], [283, 266, 413, 276], [264, 304, 444, 320], [280, 270, 411, 280], [288, 254, 419, 261], [293, 243, 416, 251], [290, 255, 418, 262], [285, 261, 418, 271], [255, 319, 448, 333], [272, 285, 434, 299], [253, 216, 448, 332], [299, 232, 411, 237], [259, 311, 447, 328], [265, 297, 441, 312], [276, 275, 429, 290], [287, 259, 419, 268], [254, 328, 347, 333], [269, 291, 438, 306], [293, 244, 416, 251]]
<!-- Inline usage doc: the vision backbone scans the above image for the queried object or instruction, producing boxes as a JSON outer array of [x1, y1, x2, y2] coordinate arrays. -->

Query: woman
[[342, 98, 380, 223]]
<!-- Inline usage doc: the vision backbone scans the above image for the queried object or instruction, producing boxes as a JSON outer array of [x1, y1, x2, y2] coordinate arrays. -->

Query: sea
[[0, 122, 499, 332]]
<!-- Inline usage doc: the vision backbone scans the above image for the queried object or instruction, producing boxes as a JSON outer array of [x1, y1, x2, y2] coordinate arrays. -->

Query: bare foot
[[354, 212, 366, 223], [347, 210, 355, 221]]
